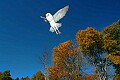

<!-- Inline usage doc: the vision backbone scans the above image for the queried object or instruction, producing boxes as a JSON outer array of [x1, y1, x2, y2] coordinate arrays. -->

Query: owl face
[[45, 13, 53, 22], [46, 13, 51, 17]]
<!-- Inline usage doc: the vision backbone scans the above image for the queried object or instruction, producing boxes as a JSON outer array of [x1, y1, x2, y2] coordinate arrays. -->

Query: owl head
[[46, 13, 51, 17]]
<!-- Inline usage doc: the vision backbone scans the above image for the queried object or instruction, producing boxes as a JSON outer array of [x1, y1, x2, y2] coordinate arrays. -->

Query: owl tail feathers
[[56, 23, 62, 28], [49, 23, 62, 34]]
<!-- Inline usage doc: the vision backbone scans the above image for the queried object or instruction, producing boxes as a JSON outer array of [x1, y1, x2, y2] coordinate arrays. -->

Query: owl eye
[[46, 13, 51, 17]]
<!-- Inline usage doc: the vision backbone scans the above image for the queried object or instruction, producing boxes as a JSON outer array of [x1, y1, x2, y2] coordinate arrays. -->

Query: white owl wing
[[53, 5, 69, 22]]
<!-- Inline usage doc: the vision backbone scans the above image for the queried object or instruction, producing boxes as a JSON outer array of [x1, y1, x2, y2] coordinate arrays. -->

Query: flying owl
[[40, 5, 69, 34]]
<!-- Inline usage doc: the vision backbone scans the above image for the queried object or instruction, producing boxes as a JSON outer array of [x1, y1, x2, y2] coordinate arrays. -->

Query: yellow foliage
[[106, 54, 120, 64], [113, 74, 120, 80], [103, 20, 120, 65], [48, 65, 69, 79], [76, 27, 103, 54], [103, 39, 117, 50], [48, 40, 78, 79], [53, 40, 77, 64]]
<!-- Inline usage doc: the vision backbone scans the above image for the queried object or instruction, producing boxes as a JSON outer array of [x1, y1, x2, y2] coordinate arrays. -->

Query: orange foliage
[[106, 54, 120, 64], [25, 77, 30, 80], [76, 27, 103, 54], [85, 74, 98, 80], [53, 40, 77, 65], [48, 40, 78, 79], [48, 65, 68, 79]]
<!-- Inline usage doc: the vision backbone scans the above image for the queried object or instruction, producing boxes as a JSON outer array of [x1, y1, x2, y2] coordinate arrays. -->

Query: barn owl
[[40, 5, 69, 34]]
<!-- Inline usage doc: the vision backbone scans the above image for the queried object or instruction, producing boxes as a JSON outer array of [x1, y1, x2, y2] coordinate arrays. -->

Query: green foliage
[[102, 20, 120, 76], [31, 71, 45, 80], [15, 77, 19, 80], [0, 73, 3, 80], [0, 70, 12, 80], [103, 20, 120, 53], [2, 70, 11, 77]]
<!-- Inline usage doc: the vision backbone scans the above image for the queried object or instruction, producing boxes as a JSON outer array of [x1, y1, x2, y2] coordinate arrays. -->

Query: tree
[[15, 77, 19, 80], [76, 27, 103, 56], [0, 72, 2, 80], [102, 20, 120, 77], [38, 49, 50, 80], [24, 76, 30, 80], [48, 40, 84, 80], [31, 71, 45, 80], [0, 70, 12, 80], [21, 77, 24, 80], [76, 27, 108, 80]]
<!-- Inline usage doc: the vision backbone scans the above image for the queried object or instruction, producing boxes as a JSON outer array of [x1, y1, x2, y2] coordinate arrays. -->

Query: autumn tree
[[0, 70, 12, 80], [76, 27, 108, 80], [48, 40, 84, 80], [102, 20, 120, 78], [21, 76, 30, 80], [31, 71, 45, 80], [47, 20, 120, 80], [25, 76, 30, 80]]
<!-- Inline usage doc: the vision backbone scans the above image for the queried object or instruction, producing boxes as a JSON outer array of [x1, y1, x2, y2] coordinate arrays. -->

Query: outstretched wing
[[53, 5, 69, 22]]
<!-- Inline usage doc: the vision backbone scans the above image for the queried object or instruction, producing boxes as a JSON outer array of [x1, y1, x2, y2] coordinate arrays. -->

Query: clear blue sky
[[0, 0, 120, 78]]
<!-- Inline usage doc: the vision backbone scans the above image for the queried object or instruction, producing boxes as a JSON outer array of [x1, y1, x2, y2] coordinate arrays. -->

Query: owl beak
[[40, 16, 48, 22]]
